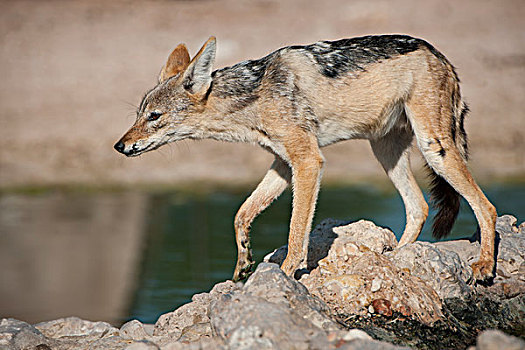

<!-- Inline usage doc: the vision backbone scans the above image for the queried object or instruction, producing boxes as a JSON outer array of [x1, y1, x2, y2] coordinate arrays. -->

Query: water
[[128, 183, 525, 324], [0, 183, 523, 325]]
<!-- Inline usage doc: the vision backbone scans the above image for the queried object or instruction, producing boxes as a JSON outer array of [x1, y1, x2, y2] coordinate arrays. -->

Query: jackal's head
[[114, 37, 216, 156]]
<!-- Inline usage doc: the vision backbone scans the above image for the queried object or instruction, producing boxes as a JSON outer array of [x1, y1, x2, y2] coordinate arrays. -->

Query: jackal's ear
[[182, 36, 216, 97], [159, 43, 191, 83]]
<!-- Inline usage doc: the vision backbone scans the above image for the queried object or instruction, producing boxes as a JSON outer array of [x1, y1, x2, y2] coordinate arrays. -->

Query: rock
[[264, 218, 343, 269], [119, 320, 174, 348], [474, 329, 525, 350], [150, 265, 342, 348], [153, 296, 209, 341], [435, 215, 525, 289], [342, 328, 373, 341], [389, 241, 475, 300], [267, 216, 524, 349], [143, 324, 154, 336], [177, 322, 213, 344], [370, 299, 392, 317], [120, 320, 152, 341], [337, 339, 410, 350], [2, 215, 523, 350], [88, 336, 138, 350], [330, 329, 410, 350], [0, 318, 53, 350], [124, 340, 160, 350], [151, 262, 412, 349], [210, 263, 335, 349], [210, 289, 330, 349], [0, 317, 133, 350], [208, 263, 414, 349], [33, 317, 126, 349], [304, 250, 443, 324], [153, 280, 241, 342], [297, 220, 443, 324], [242, 263, 341, 332], [485, 215, 525, 295], [35, 316, 119, 340], [433, 216, 525, 340], [370, 277, 382, 292], [328, 220, 398, 254], [265, 219, 397, 270], [161, 337, 226, 349]]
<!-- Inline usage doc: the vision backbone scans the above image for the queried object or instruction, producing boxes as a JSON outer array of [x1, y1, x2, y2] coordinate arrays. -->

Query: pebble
[[371, 277, 382, 292]]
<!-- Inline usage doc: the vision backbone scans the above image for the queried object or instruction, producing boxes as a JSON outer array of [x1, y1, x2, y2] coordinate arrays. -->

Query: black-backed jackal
[[115, 35, 497, 282]]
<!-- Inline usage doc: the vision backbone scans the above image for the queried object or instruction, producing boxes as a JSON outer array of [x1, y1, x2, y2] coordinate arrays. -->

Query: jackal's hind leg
[[232, 157, 291, 281], [370, 128, 428, 246], [409, 105, 497, 281], [423, 147, 496, 281]]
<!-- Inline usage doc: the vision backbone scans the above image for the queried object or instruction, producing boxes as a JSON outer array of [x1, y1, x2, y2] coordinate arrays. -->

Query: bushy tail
[[428, 82, 470, 239], [428, 168, 461, 239]]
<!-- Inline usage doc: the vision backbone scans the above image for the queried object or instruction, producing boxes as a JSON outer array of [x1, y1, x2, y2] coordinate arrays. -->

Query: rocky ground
[[1, 215, 524, 350]]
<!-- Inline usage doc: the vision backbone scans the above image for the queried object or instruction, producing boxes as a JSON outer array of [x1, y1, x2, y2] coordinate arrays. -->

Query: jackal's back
[[288, 34, 436, 78], [235, 35, 457, 145], [212, 35, 445, 90]]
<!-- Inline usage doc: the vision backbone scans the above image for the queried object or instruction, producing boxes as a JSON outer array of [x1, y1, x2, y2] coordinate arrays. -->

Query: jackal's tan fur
[[115, 35, 497, 282]]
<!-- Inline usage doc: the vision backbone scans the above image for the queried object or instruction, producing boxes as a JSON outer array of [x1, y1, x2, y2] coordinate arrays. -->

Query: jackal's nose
[[114, 141, 125, 153]]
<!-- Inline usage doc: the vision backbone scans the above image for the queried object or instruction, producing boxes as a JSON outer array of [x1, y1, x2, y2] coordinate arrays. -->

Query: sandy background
[[1, 0, 524, 189]]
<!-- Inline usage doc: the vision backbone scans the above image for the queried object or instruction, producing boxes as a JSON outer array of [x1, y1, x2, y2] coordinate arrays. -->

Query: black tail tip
[[432, 201, 460, 239], [427, 168, 461, 240]]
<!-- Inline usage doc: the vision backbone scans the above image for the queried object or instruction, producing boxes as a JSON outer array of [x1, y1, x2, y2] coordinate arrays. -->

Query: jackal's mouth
[[116, 131, 181, 157], [124, 141, 158, 157]]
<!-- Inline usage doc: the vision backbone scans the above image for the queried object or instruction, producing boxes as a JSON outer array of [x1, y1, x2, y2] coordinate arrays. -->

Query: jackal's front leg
[[232, 157, 291, 281], [281, 132, 324, 278]]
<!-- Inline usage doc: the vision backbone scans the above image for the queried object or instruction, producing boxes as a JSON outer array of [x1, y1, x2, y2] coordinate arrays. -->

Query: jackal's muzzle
[[113, 139, 145, 157]]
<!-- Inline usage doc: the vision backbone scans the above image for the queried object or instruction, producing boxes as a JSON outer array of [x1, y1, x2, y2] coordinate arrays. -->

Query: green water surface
[[129, 183, 525, 324]]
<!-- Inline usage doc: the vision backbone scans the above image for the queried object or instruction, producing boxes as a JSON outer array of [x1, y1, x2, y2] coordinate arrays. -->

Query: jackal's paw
[[232, 259, 255, 282], [471, 259, 494, 282], [280, 258, 301, 279]]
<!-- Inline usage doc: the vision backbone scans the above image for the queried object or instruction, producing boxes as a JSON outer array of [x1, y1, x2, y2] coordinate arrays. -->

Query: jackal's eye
[[147, 111, 163, 121]]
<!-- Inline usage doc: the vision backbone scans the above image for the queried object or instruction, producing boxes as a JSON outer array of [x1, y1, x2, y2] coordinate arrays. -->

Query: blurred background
[[0, 0, 524, 326]]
